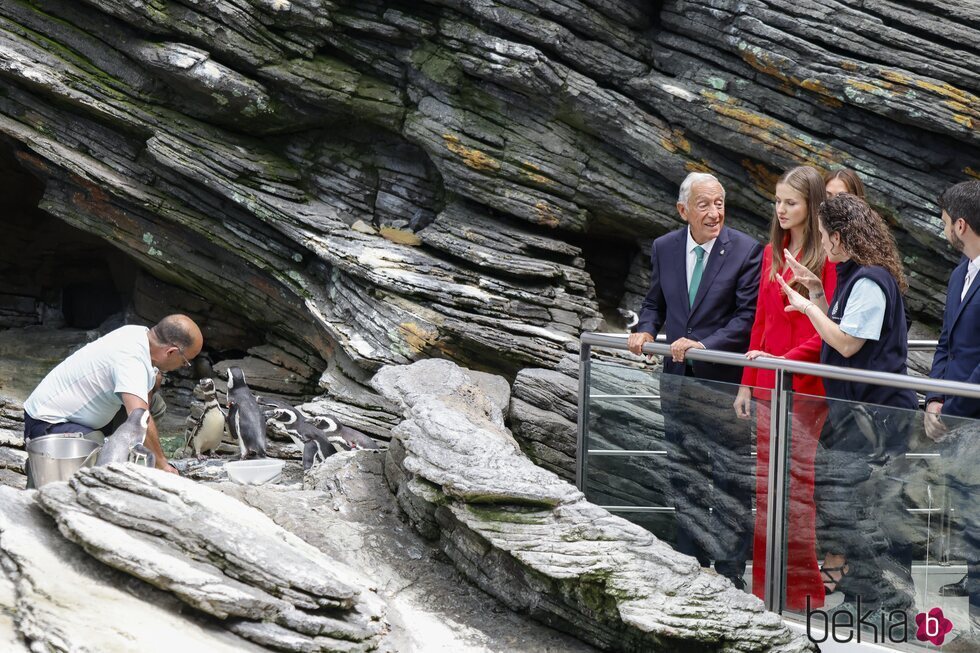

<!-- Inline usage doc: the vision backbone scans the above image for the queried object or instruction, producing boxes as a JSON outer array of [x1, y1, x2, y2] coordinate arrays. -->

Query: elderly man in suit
[[924, 180, 980, 651], [628, 172, 762, 589]]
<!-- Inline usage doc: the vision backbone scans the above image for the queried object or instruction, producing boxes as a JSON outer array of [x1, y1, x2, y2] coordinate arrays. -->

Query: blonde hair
[[770, 166, 827, 296]]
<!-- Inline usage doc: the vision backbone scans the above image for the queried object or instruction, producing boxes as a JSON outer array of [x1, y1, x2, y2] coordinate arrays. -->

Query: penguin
[[182, 378, 226, 459], [263, 405, 335, 470], [318, 416, 380, 452], [260, 399, 378, 471], [225, 367, 268, 459], [97, 408, 150, 466]]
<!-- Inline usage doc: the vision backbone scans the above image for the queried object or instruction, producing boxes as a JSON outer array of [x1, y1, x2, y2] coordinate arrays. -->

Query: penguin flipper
[[302, 440, 318, 471]]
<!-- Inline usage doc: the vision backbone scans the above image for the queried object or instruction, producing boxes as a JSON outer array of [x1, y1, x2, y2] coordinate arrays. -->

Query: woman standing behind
[[779, 194, 917, 611], [733, 166, 836, 610], [825, 169, 866, 199]]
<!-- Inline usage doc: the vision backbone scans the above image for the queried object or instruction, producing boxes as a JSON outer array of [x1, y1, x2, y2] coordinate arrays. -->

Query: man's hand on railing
[[733, 386, 753, 419], [627, 332, 655, 355], [924, 400, 947, 442], [669, 337, 705, 363]]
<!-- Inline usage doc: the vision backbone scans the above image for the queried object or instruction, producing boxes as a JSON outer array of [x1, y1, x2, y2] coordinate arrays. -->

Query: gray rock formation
[[0, 486, 268, 652], [373, 358, 815, 652], [0, 451, 605, 651], [224, 450, 599, 653], [0, 0, 966, 396], [36, 464, 390, 652], [0, 396, 25, 489]]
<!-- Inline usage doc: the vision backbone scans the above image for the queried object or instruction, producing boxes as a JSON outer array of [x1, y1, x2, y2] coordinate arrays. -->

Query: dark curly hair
[[818, 194, 907, 293]]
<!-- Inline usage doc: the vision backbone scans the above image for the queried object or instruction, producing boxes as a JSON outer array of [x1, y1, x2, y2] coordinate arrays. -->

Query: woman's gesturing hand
[[777, 274, 813, 314], [783, 249, 824, 294]]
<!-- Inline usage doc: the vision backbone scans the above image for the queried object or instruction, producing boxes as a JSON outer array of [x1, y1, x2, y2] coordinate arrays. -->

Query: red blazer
[[741, 244, 838, 397]]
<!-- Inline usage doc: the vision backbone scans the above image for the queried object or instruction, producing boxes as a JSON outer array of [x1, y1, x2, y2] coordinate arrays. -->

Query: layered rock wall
[[0, 0, 973, 388]]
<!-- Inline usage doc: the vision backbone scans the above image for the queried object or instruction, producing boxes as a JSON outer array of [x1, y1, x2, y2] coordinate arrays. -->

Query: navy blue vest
[[820, 260, 916, 409]]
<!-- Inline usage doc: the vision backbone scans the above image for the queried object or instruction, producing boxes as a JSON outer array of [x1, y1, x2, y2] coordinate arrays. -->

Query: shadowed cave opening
[[574, 233, 641, 330], [0, 142, 279, 438]]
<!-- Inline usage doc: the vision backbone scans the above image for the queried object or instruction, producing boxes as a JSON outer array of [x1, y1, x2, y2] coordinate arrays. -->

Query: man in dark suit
[[628, 172, 762, 589], [925, 180, 980, 651]]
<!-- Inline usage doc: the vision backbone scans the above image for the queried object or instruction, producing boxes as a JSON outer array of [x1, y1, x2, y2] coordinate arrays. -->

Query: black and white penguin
[[97, 408, 150, 466], [182, 378, 226, 459], [263, 405, 335, 470], [260, 399, 378, 471], [225, 367, 267, 459], [315, 415, 379, 452]]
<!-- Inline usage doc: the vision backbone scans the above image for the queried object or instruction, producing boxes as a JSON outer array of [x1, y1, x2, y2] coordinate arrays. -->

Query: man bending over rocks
[[23, 314, 204, 475]]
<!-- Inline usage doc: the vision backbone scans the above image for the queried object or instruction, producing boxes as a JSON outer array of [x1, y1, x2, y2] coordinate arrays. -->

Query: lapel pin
[[720, 249, 725, 255]]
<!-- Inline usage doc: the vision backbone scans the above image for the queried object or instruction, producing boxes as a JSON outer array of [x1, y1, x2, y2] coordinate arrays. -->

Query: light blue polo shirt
[[24, 325, 156, 429], [839, 278, 886, 341]]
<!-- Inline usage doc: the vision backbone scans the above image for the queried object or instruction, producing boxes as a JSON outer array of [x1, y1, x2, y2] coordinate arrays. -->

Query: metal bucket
[[25, 434, 101, 488]]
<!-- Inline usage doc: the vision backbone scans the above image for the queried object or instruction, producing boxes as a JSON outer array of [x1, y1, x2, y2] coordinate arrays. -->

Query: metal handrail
[[577, 331, 971, 616], [611, 332, 937, 351], [580, 333, 976, 399]]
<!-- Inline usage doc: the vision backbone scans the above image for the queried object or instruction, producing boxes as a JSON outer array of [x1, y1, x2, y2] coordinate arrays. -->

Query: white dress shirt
[[685, 228, 717, 291], [962, 255, 980, 302]]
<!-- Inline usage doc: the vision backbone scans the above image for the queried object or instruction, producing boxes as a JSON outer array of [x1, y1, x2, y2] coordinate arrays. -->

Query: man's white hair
[[678, 172, 725, 206]]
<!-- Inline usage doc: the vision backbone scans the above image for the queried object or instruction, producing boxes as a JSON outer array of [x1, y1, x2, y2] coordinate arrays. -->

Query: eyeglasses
[[172, 345, 192, 368]]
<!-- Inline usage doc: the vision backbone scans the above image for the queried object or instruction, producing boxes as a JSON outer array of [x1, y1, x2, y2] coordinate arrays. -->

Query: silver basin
[[25, 434, 100, 488]]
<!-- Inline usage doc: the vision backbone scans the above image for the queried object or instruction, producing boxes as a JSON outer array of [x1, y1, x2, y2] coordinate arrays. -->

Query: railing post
[[575, 342, 592, 491], [764, 368, 792, 613]]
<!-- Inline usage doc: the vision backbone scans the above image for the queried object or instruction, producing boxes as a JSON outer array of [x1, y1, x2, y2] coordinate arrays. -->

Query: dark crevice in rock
[[571, 233, 639, 325]]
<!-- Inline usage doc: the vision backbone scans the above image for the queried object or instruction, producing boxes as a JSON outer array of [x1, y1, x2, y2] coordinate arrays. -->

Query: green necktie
[[689, 245, 705, 307]]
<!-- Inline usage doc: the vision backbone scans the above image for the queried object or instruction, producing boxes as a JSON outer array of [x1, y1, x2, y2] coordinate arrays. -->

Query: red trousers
[[751, 397, 827, 611]]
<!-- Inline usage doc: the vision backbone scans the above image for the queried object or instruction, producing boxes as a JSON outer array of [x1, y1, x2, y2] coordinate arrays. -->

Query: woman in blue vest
[[778, 193, 916, 613]]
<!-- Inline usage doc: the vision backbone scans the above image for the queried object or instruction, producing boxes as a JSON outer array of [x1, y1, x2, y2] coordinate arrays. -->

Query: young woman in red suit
[[733, 165, 837, 611]]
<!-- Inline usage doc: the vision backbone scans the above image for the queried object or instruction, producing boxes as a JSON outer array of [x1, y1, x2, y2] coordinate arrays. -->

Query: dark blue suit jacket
[[636, 226, 763, 385], [928, 258, 980, 419]]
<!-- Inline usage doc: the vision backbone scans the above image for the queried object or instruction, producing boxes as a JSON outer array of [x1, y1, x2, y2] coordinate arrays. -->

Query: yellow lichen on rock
[[399, 321, 438, 353], [660, 129, 691, 155], [443, 134, 501, 172], [684, 159, 713, 174], [742, 159, 780, 196], [533, 201, 561, 228], [380, 226, 422, 246], [521, 161, 552, 185]]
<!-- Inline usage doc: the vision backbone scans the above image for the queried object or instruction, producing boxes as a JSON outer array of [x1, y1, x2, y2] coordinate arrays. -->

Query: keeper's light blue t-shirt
[[838, 278, 886, 341], [24, 325, 156, 429]]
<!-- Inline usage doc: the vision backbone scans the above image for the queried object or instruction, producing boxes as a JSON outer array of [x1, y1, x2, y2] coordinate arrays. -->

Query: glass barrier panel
[[583, 356, 767, 598], [787, 391, 980, 651]]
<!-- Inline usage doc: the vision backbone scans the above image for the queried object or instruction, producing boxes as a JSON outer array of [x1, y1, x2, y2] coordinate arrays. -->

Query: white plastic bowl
[[224, 459, 284, 485]]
